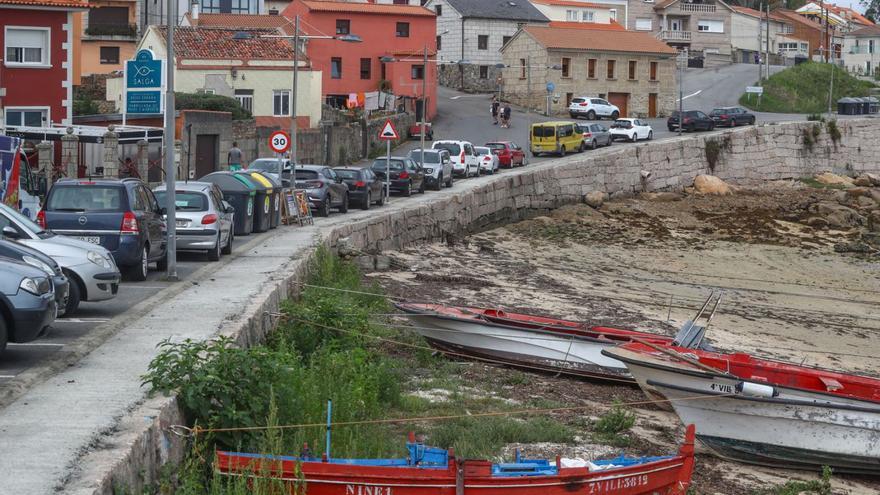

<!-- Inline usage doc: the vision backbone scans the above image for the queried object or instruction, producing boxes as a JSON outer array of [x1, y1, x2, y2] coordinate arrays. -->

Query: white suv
[[432, 140, 480, 178], [568, 97, 620, 120]]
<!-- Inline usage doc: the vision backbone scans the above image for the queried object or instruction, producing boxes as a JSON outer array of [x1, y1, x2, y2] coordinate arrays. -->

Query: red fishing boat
[[216, 426, 696, 495]]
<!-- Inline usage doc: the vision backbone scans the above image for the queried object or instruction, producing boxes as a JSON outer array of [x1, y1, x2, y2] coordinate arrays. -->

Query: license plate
[[75, 236, 101, 244]]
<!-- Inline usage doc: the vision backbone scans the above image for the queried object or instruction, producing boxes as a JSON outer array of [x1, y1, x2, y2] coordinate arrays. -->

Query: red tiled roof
[[774, 8, 824, 30], [300, 0, 435, 17], [523, 24, 677, 55], [155, 27, 305, 61], [547, 20, 626, 30], [531, 0, 614, 8], [731, 6, 789, 23], [849, 25, 880, 36], [0, 0, 88, 8], [189, 13, 293, 29]]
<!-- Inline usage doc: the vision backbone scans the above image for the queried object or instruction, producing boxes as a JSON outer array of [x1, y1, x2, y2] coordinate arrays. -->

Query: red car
[[408, 122, 433, 140], [485, 141, 527, 168]]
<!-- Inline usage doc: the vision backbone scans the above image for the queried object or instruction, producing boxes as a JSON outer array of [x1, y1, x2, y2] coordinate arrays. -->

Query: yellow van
[[529, 121, 584, 157]]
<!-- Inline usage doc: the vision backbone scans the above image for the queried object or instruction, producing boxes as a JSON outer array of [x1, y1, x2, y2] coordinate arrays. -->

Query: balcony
[[678, 3, 716, 13], [659, 30, 693, 41], [849, 46, 875, 54], [84, 23, 137, 41]]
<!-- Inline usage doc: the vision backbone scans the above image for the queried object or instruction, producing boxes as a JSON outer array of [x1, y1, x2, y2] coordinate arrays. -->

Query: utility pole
[[420, 44, 427, 177], [765, 2, 770, 80], [678, 49, 685, 137], [828, 44, 835, 117], [526, 55, 531, 113], [163, 0, 178, 280], [291, 15, 299, 171], [757, 3, 763, 84]]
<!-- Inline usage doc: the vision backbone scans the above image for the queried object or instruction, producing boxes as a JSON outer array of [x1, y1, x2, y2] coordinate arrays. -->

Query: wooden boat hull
[[404, 310, 634, 382], [650, 381, 880, 475], [217, 426, 697, 495]]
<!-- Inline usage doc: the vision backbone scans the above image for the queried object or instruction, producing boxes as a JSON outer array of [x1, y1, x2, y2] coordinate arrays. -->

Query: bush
[[591, 405, 636, 447], [175, 92, 252, 120]]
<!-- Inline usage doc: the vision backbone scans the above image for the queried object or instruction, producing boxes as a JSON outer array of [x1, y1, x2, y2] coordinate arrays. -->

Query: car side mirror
[[2, 225, 21, 239]]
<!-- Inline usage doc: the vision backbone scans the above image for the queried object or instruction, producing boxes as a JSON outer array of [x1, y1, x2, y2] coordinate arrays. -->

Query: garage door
[[607, 92, 629, 117]]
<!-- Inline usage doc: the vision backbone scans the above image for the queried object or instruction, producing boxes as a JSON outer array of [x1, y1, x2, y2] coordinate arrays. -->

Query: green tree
[[863, 0, 878, 22]]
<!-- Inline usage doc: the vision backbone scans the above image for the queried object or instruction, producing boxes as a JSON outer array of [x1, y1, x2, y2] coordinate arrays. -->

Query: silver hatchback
[[153, 182, 234, 261]]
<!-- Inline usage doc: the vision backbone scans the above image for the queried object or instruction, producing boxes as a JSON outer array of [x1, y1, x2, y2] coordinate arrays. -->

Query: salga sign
[[124, 49, 165, 115]]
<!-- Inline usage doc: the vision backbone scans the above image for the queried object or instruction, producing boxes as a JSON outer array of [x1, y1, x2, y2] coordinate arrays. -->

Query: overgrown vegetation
[[590, 404, 636, 448], [806, 113, 825, 122], [738, 62, 876, 114], [755, 466, 833, 495], [175, 92, 252, 120], [826, 119, 841, 146], [802, 123, 822, 152], [704, 135, 732, 173]]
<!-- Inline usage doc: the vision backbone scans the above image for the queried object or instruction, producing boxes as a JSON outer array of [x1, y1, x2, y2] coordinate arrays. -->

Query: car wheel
[[0, 317, 7, 354], [591, 139, 598, 150], [338, 193, 349, 213], [446, 174, 454, 187], [376, 189, 386, 206], [207, 233, 221, 261], [648, 131, 653, 140], [434, 175, 442, 190], [404, 181, 412, 197], [418, 180, 425, 194], [317, 197, 330, 217], [630, 133, 637, 142], [668, 126, 675, 132], [578, 142, 586, 153], [611, 111, 619, 119], [569, 112, 577, 119], [361, 192, 371, 210], [709, 123, 715, 131], [586, 110, 596, 120], [475, 166, 481, 177], [559, 145, 566, 157], [750, 117, 756, 125], [221, 230, 233, 254], [126, 246, 149, 282], [64, 272, 82, 315]]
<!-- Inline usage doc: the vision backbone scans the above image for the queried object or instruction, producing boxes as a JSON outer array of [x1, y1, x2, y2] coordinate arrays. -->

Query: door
[[648, 93, 657, 118], [670, 18, 682, 31], [195, 134, 219, 179], [607, 93, 629, 117]]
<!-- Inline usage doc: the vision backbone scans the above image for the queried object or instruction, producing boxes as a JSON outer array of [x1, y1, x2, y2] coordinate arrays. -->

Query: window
[[649, 61, 658, 81], [566, 10, 577, 21], [234, 89, 253, 113], [4, 27, 50, 66], [609, 9, 617, 20], [870, 40, 876, 54], [229, 0, 251, 14], [697, 20, 723, 33], [478, 35, 488, 50], [331, 57, 342, 79], [396, 22, 410, 37], [360, 58, 371, 79], [479, 65, 488, 79], [336, 19, 350, 35], [411, 64, 424, 80], [582, 11, 594, 22], [100, 46, 120, 64], [87, 7, 131, 35], [628, 60, 637, 80], [435, 4, 442, 15], [436, 35, 442, 50], [561, 57, 570, 77], [4, 108, 48, 127], [273, 90, 290, 116], [606, 59, 615, 79], [503, 36, 512, 46], [197, 88, 215, 95], [520, 58, 526, 78], [635, 18, 652, 31], [587, 58, 596, 78]]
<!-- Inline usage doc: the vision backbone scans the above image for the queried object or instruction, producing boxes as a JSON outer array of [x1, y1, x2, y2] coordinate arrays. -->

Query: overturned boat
[[217, 427, 697, 495], [602, 341, 880, 474]]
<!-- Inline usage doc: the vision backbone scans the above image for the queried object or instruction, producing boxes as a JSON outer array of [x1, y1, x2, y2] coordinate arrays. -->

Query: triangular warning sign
[[378, 119, 400, 140]]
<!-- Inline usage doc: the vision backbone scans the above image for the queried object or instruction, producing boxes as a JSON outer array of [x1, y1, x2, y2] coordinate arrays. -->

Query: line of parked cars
[[667, 106, 756, 132]]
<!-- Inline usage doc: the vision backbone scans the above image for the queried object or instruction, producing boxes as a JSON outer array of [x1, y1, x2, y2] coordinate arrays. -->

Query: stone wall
[[438, 64, 503, 94]]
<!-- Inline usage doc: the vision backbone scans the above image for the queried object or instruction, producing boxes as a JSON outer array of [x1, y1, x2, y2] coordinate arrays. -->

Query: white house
[[844, 25, 880, 77], [529, 0, 624, 26], [730, 6, 807, 64]]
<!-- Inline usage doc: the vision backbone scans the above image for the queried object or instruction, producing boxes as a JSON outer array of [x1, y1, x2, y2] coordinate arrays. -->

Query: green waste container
[[234, 172, 270, 233], [242, 171, 281, 229], [199, 171, 255, 236]]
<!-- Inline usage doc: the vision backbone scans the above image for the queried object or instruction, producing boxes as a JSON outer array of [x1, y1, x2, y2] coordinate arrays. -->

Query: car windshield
[[335, 169, 361, 180], [47, 185, 125, 212], [0, 203, 49, 238], [154, 191, 208, 211], [571, 98, 586, 104], [710, 108, 730, 115], [474, 147, 491, 156], [532, 126, 555, 137], [371, 160, 405, 171], [485, 143, 506, 152], [408, 150, 441, 164], [612, 120, 632, 129], [249, 159, 286, 172], [295, 170, 319, 180], [433, 142, 461, 155]]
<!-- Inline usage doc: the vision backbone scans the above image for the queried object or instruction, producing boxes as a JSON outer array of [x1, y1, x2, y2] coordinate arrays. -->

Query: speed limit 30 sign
[[269, 130, 291, 154]]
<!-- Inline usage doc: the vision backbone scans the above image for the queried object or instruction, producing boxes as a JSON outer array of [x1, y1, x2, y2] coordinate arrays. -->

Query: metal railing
[[85, 23, 137, 37], [679, 3, 716, 13], [848, 46, 876, 54], [659, 30, 693, 41]]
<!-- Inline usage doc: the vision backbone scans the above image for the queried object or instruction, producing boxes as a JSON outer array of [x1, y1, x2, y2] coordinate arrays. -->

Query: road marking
[[120, 285, 169, 290], [7, 343, 65, 347], [450, 95, 489, 100], [56, 318, 110, 323], [0, 375, 17, 379], [677, 90, 702, 102]]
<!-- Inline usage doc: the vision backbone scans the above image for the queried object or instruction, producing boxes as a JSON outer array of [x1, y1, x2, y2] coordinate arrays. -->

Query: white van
[[432, 140, 480, 178]]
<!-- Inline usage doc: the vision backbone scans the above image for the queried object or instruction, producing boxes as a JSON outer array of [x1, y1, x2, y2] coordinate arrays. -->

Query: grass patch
[[429, 416, 573, 459], [799, 177, 849, 190], [739, 62, 876, 114], [755, 466, 833, 495], [591, 405, 636, 448]]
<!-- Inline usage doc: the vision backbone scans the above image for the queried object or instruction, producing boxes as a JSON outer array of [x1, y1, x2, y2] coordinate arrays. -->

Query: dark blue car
[[39, 178, 167, 281]]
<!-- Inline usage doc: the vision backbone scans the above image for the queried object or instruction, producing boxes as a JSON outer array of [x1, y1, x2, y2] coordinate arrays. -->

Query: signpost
[[746, 86, 763, 105], [268, 130, 291, 181], [124, 49, 164, 124], [545, 82, 555, 116], [378, 119, 399, 204]]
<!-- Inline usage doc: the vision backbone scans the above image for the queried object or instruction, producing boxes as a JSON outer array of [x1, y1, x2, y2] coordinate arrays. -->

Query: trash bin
[[837, 97, 858, 115], [234, 172, 270, 233], [867, 96, 880, 114], [855, 97, 872, 115], [199, 171, 255, 236], [242, 171, 281, 229]]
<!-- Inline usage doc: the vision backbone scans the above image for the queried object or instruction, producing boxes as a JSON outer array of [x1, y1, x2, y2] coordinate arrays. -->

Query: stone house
[[425, 0, 549, 92], [500, 24, 677, 118], [730, 6, 807, 64], [843, 25, 880, 77], [627, 0, 735, 66]]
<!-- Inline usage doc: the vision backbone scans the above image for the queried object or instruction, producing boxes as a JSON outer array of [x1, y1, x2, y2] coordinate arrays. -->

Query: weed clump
[[758, 465, 833, 495], [705, 135, 732, 173], [591, 405, 636, 447]]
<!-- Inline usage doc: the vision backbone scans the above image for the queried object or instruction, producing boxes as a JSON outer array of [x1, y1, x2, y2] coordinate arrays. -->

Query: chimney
[[191, 0, 199, 20]]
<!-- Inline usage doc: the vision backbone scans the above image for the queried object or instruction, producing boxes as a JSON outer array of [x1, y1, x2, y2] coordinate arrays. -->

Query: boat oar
[[631, 338, 729, 376]]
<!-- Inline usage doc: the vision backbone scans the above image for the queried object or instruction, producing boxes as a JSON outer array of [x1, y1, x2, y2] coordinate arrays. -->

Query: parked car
[[710, 107, 755, 127], [333, 167, 385, 209], [667, 111, 714, 132], [568, 97, 620, 120], [407, 149, 453, 190], [38, 178, 166, 281], [485, 141, 527, 168], [153, 182, 234, 262], [370, 157, 426, 196], [474, 146, 500, 175], [408, 122, 433, 140], [293, 165, 350, 217], [0, 239, 69, 317], [432, 140, 479, 178], [610, 119, 653, 142], [248, 158, 292, 182], [0, 257, 56, 352], [530, 122, 584, 156], [0, 203, 119, 315], [576, 123, 612, 149]]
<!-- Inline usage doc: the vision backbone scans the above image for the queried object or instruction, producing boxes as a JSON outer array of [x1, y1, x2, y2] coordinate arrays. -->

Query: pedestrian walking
[[228, 142, 243, 171], [501, 105, 512, 128], [491, 97, 500, 125]]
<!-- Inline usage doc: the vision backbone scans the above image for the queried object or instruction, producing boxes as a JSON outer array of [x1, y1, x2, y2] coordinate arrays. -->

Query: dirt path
[[367, 182, 880, 494]]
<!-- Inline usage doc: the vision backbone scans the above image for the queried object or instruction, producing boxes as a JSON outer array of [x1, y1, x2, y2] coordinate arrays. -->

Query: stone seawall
[[73, 118, 880, 494]]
